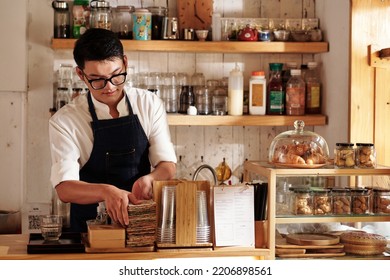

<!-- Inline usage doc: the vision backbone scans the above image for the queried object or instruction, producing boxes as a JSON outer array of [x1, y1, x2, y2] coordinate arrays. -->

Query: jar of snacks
[[313, 188, 332, 215], [291, 188, 313, 215], [332, 188, 351, 215], [373, 189, 390, 214], [351, 188, 371, 214], [268, 120, 329, 167], [355, 143, 376, 168], [334, 143, 355, 168]]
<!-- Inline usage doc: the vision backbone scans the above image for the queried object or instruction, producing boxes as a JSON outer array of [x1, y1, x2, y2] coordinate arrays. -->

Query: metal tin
[[132, 9, 152, 40]]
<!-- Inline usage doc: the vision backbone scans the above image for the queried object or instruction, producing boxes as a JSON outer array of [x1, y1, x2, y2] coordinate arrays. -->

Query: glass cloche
[[268, 120, 329, 168]]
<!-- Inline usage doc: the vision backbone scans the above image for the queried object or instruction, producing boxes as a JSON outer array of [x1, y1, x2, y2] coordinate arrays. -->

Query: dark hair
[[73, 28, 124, 69]]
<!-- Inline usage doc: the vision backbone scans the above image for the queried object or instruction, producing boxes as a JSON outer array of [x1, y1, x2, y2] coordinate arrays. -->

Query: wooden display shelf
[[51, 38, 329, 54], [167, 114, 327, 126]]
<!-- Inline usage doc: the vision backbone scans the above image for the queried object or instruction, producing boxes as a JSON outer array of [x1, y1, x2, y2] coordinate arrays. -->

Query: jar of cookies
[[332, 188, 351, 215], [355, 143, 376, 168], [313, 188, 332, 215], [373, 189, 390, 214], [268, 120, 329, 168], [351, 188, 371, 215], [334, 143, 355, 168], [291, 188, 313, 215]]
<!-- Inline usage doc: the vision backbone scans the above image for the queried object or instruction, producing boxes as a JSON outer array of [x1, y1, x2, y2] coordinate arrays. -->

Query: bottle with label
[[286, 69, 305, 115], [249, 71, 266, 115], [282, 62, 297, 93], [305, 61, 321, 114], [228, 63, 244, 115], [266, 63, 285, 115], [72, 0, 90, 38]]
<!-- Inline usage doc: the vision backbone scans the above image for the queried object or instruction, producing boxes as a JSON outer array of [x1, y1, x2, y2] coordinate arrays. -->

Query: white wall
[[0, 0, 350, 233]]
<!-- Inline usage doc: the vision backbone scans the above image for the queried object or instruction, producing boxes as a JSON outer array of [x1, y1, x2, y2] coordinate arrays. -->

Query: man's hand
[[132, 174, 153, 200]]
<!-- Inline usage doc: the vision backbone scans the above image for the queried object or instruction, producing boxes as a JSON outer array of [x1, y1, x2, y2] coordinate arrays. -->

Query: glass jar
[[355, 143, 376, 168], [268, 120, 329, 167], [334, 143, 355, 168], [332, 188, 351, 215], [313, 189, 332, 215], [373, 189, 390, 214], [52, 1, 71, 38], [148, 6, 167, 40], [112, 5, 135, 39], [351, 188, 371, 214], [291, 188, 313, 215], [90, 0, 112, 30]]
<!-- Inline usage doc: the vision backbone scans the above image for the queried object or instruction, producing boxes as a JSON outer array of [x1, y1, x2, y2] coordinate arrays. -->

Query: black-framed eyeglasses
[[83, 71, 127, 90]]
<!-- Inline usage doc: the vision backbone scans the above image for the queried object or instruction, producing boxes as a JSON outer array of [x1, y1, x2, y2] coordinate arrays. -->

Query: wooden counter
[[0, 234, 265, 260]]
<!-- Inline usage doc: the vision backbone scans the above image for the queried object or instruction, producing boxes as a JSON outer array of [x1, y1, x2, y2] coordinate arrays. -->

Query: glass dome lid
[[268, 120, 329, 168]]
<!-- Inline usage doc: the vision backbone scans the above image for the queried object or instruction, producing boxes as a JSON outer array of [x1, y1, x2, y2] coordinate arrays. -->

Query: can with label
[[132, 9, 152, 40]]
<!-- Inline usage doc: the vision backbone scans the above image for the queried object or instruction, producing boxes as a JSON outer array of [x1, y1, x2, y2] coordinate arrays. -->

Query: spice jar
[[351, 188, 371, 214], [291, 188, 313, 215], [334, 143, 355, 168], [373, 189, 390, 214], [355, 143, 376, 168], [332, 188, 351, 215], [313, 189, 332, 215]]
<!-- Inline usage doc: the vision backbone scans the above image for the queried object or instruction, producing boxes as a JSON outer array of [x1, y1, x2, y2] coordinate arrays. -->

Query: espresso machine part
[[162, 17, 179, 40]]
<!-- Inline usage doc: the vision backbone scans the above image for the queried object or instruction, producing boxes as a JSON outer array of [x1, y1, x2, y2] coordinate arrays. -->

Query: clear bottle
[[286, 69, 306, 115], [249, 71, 267, 115], [282, 62, 298, 93], [228, 63, 244, 116], [266, 63, 285, 115], [72, 0, 90, 38], [305, 61, 321, 114]]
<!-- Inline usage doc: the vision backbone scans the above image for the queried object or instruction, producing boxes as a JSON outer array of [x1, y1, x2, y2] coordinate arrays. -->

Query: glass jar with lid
[[112, 5, 135, 39], [90, 0, 112, 30], [351, 188, 371, 214], [355, 143, 376, 168], [373, 189, 390, 214], [268, 120, 329, 167], [291, 187, 313, 215], [313, 188, 332, 215], [332, 188, 351, 215], [334, 143, 355, 168]]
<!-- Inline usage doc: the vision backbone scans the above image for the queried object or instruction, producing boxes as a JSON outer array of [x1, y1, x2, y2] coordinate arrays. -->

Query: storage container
[[351, 188, 371, 214], [373, 189, 390, 214], [355, 143, 376, 168], [313, 188, 332, 215], [332, 188, 351, 215], [291, 188, 313, 215], [334, 143, 355, 168]]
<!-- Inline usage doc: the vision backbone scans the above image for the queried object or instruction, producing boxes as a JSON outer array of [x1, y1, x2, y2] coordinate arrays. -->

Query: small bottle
[[282, 62, 298, 93], [212, 12, 222, 41], [266, 63, 285, 115], [305, 62, 321, 114], [286, 69, 305, 115], [249, 71, 266, 115], [178, 85, 195, 114], [228, 63, 244, 116]]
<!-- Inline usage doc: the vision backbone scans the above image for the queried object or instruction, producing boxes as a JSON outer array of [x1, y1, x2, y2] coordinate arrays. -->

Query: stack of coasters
[[126, 200, 157, 247], [88, 224, 125, 248]]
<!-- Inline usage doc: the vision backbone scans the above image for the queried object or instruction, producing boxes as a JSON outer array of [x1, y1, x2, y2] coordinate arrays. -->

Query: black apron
[[70, 92, 150, 233]]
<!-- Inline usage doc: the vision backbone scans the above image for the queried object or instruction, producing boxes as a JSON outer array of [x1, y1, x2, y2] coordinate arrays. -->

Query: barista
[[49, 28, 177, 233]]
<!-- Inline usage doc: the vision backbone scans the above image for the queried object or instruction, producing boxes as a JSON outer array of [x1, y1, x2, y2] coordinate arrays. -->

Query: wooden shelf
[[51, 38, 329, 54], [167, 114, 327, 126]]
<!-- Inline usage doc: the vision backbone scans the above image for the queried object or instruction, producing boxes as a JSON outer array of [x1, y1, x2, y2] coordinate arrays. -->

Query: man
[[49, 28, 177, 233]]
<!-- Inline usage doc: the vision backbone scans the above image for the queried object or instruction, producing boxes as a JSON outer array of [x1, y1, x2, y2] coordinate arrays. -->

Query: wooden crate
[[153, 179, 213, 249]]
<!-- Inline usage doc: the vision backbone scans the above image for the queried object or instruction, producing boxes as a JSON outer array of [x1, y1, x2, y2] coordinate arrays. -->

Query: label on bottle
[[251, 84, 264, 106], [307, 84, 320, 108], [268, 91, 285, 112]]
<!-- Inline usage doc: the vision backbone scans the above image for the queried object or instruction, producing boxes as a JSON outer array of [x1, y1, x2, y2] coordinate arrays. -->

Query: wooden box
[[153, 179, 213, 249]]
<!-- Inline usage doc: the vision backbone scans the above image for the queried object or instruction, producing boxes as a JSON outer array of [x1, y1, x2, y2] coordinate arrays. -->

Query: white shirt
[[49, 87, 177, 188]]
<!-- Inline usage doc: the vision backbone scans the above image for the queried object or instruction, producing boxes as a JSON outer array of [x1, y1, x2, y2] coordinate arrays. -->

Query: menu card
[[213, 184, 254, 247]]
